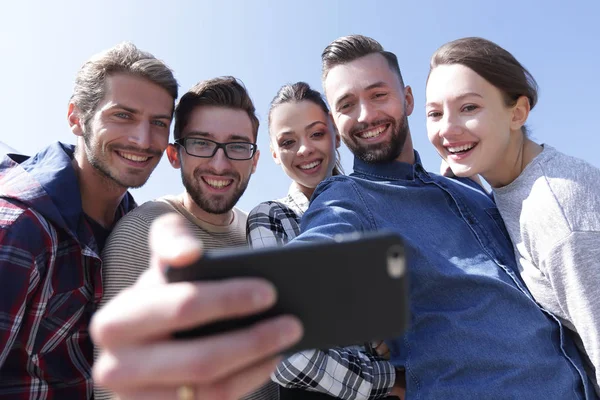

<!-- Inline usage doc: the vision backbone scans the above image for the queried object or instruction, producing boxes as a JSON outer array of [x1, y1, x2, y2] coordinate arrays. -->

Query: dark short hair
[[321, 34, 404, 86], [268, 81, 343, 175], [173, 76, 259, 141], [429, 37, 538, 110]]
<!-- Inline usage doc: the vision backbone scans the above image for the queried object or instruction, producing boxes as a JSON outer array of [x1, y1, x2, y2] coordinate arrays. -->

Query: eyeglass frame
[[174, 137, 258, 161]]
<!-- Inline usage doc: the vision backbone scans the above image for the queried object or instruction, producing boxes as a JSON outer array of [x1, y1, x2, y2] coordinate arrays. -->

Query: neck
[[394, 134, 415, 164], [73, 147, 127, 229], [484, 132, 543, 188], [295, 181, 315, 200], [180, 192, 235, 226]]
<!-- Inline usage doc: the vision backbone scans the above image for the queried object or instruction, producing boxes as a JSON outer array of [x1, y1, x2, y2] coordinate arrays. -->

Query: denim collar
[[351, 150, 425, 181]]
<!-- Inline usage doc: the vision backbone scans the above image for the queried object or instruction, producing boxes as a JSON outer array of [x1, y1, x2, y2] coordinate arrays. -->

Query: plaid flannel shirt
[[0, 142, 135, 399], [246, 183, 395, 399]]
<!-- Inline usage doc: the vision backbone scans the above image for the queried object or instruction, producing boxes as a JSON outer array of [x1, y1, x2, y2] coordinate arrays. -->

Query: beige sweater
[[94, 194, 258, 399]]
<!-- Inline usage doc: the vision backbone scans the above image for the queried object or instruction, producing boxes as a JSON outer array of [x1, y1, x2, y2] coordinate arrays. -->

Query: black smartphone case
[[166, 231, 410, 354]]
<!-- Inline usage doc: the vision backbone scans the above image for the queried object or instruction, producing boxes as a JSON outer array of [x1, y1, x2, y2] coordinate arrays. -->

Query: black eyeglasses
[[175, 137, 257, 160]]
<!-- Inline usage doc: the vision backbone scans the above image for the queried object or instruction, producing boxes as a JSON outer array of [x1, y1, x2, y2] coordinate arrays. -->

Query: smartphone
[[165, 231, 410, 354]]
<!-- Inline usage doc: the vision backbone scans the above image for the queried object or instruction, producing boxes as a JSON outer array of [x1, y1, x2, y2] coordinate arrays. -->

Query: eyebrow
[[113, 104, 172, 121], [305, 121, 327, 131], [334, 81, 389, 109], [426, 92, 483, 107], [276, 121, 328, 138], [186, 131, 253, 142]]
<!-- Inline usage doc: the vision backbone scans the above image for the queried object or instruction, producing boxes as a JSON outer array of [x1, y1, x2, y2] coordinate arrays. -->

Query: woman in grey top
[[425, 36, 600, 395]]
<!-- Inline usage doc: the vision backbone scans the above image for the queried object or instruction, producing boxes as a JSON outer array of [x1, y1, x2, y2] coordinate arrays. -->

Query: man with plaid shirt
[[0, 42, 178, 398]]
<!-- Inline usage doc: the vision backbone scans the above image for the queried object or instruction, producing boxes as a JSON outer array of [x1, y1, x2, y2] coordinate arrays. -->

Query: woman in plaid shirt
[[246, 82, 398, 400]]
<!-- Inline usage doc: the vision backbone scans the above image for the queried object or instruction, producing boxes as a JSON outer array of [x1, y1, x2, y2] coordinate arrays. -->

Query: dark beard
[[181, 167, 250, 215], [344, 115, 410, 164]]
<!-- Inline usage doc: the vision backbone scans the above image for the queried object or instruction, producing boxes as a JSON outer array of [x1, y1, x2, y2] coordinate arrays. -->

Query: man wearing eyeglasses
[[94, 76, 273, 399]]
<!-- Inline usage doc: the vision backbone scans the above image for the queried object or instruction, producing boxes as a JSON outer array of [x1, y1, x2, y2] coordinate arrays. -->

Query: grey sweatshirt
[[493, 145, 600, 395]]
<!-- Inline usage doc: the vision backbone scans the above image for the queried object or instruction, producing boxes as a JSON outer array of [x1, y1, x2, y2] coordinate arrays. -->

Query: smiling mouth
[[116, 150, 151, 163], [202, 177, 233, 189], [446, 143, 476, 154], [357, 124, 388, 139], [298, 160, 322, 170]]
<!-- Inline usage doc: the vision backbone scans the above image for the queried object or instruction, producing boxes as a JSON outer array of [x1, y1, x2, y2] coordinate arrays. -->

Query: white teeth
[[447, 144, 475, 153], [204, 178, 232, 188], [118, 152, 150, 162], [359, 125, 386, 139], [299, 160, 321, 170]]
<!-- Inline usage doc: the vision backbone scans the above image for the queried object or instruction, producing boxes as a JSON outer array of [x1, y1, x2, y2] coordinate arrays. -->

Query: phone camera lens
[[386, 245, 405, 278]]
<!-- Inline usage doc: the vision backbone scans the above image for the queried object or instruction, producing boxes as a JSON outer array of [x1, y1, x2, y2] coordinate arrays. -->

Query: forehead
[[101, 73, 174, 113], [184, 106, 253, 139], [324, 53, 401, 99], [270, 101, 328, 132], [426, 64, 492, 99]]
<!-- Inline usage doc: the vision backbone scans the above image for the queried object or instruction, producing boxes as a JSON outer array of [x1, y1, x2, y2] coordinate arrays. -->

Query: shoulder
[[247, 201, 299, 231], [247, 200, 301, 248], [101, 201, 177, 290], [534, 149, 600, 231], [104, 199, 178, 257], [0, 198, 55, 256], [248, 200, 296, 219], [112, 199, 177, 233], [312, 175, 362, 201]]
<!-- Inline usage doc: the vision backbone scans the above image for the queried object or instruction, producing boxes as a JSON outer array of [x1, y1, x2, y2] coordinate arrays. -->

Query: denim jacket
[[293, 153, 596, 400]]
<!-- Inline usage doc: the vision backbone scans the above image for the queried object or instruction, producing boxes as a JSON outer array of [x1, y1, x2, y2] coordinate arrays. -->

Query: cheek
[[278, 151, 295, 170], [318, 140, 337, 159], [465, 119, 492, 141], [96, 124, 131, 147], [181, 158, 202, 175], [153, 132, 170, 150], [389, 102, 404, 119], [334, 116, 352, 135], [236, 163, 255, 180], [426, 121, 438, 144]]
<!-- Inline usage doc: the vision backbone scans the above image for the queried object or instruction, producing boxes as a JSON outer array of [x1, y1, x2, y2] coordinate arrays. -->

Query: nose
[[357, 100, 376, 124], [128, 121, 152, 149], [439, 112, 463, 139], [297, 139, 314, 157], [207, 147, 232, 172]]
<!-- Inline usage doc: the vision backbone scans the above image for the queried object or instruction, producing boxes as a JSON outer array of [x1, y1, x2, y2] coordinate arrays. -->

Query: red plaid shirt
[[0, 143, 135, 399]]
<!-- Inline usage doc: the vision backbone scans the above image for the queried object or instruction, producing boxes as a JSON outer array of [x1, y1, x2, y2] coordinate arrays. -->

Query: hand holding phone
[[166, 231, 410, 354]]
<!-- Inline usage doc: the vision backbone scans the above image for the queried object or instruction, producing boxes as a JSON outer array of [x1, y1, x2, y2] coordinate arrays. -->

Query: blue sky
[[1, 0, 598, 211]]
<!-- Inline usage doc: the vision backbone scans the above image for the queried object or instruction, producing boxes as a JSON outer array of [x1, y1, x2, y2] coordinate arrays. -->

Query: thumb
[[137, 213, 204, 287]]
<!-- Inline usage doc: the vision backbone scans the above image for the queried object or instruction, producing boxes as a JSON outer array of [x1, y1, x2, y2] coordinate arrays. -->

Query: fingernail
[[278, 316, 303, 346], [252, 283, 276, 308], [164, 236, 202, 259]]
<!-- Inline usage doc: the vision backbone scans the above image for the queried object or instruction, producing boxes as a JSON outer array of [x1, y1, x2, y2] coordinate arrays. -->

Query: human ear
[[251, 150, 260, 174], [270, 143, 281, 165], [511, 95, 531, 131], [166, 144, 181, 169], [68, 103, 85, 137], [403, 85, 415, 116]]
